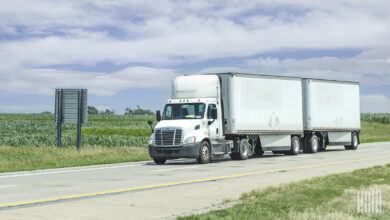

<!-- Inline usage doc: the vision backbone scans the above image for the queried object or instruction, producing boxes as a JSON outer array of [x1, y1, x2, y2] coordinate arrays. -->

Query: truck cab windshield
[[163, 103, 205, 120]]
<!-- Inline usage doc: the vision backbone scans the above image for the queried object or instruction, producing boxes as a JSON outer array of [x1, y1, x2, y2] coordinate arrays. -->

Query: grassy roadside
[[179, 164, 390, 220], [0, 146, 150, 173], [360, 122, 390, 143]]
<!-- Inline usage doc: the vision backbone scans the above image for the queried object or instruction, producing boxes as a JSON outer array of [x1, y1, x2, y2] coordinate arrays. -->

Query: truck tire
[[238, 139, 249, 160], [303, 135, 310, 153], [153, 158, 166, 165], [345, 132, 358, 150], [197, 141, 211, 164], [307, 135, 319, 153], [287, 136, 300, 155]]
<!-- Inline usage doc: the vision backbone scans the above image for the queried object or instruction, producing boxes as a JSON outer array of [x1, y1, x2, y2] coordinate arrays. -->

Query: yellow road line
[[1, 155, 390, 208]]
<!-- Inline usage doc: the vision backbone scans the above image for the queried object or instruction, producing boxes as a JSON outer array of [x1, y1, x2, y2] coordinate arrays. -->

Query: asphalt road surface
[[1, 142, 390, 219]]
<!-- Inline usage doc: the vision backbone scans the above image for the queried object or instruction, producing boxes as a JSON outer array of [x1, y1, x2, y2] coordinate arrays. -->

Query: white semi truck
[[148, 73, 360, 164]]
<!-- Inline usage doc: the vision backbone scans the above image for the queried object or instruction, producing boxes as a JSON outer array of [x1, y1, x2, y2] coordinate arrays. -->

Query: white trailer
[[148, 73, 360, 164], [301, 78, 361, 153]]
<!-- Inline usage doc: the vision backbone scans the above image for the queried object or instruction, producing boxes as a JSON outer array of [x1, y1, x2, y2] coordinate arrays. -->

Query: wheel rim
[[202, 146, 209, 160], [353, 134, 358, 146], [241, 141, 248, 156], [293, 139, 299, 152], [312, 137, 318, 152]]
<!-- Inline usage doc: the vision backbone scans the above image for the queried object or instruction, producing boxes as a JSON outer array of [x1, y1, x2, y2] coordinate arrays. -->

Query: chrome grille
[[154, 129, 182, 146], [175, 130, 182, 145]]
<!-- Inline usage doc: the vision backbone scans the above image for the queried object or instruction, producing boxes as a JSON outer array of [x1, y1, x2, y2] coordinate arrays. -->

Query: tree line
[[88, 105, 155, 116]]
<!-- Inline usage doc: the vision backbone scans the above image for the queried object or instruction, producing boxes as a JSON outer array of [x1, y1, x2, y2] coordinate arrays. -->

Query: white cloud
[[0, 66, 177, 96], [0, 0, 390, 107], [1, 0, 390, 72], [361, 95, 390, 113]]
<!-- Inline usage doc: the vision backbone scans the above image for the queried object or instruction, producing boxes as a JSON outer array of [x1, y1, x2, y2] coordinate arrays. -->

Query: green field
[[0, 113, 389, 172], [0, 113, 154, 148], [180, 164, 390, 220]]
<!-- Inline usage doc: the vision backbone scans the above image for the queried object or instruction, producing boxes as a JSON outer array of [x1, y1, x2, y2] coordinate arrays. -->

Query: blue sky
[[0, 0, 390, 113]]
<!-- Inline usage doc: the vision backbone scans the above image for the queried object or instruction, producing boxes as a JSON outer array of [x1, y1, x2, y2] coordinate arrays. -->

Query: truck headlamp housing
[[148, 136, 153, 145], [183, 136, 196, 145]]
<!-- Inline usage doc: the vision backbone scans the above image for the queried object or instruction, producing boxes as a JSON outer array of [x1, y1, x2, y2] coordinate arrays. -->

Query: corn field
[[0, 113, 154, 147], [361, 113, 390, 124]]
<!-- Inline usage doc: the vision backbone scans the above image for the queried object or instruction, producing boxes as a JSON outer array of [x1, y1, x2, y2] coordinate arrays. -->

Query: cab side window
[[207, 104, 216, 119]]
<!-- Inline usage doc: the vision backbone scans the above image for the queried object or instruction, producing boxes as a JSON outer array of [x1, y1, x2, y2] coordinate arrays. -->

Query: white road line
[[0, 164, 143, 179], [151, 166, 199, 172], [0, 185, 16, 188], [358, 149, 380, 152]]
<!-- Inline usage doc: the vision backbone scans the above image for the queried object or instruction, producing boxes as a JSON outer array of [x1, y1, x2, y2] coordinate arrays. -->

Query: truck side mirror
[[156, 110, 161, 122], [212, 108, 217, 119]]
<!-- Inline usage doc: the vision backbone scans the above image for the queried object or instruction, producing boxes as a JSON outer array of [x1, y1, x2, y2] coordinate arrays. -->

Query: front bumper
[[149, 143, 201, 159]]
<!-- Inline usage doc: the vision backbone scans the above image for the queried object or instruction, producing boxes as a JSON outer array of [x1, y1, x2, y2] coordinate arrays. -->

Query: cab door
[[207, 103, 224, 154]]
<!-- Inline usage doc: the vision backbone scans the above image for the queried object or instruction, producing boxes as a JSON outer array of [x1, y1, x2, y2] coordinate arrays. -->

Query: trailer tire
[[197, 141, 211, 164], [303, 135, 311, 153], [307, 135, 319, 153], [238, 139, 249, 160], [287, 136, 300, 155], [345, 132, 358, 150], [153, 158, 166, 165]]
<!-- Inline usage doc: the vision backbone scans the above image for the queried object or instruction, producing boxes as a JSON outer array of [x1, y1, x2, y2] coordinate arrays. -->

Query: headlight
[[148, 136, 153, 145], [183, 136, 196, 144]]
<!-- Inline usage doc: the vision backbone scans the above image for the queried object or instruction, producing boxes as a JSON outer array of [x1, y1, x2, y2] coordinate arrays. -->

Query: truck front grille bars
[[155, 129, 182, 146]]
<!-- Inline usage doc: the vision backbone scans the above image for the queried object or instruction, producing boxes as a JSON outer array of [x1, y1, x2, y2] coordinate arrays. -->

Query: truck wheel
[[197, 141, 210, 164], [345, 133, 358, 150], [238, 139, 249, 160], [287, 136, 300, 155], [307, 135, 319, 153], [153, 158, 166, 165]]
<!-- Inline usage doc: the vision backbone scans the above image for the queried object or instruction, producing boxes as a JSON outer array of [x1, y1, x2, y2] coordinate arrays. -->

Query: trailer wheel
[[287, 136, 300, 155], [307, 135, 319, 153], [238, 139, 249, 160], [153, 158, 166, 165], [345, 133, 358, 150], [197, 141, 211, 164]]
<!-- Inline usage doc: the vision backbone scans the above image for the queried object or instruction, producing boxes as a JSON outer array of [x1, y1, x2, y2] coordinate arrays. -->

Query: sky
[[0, 0, 390, 114]]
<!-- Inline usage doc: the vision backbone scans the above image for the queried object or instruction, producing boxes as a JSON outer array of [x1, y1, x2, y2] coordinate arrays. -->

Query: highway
[[1, 142, 390, 219]]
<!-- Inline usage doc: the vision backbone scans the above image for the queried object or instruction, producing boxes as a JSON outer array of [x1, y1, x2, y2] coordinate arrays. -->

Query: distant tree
[[100, 109, 114, 115], [40, 111, 52, 114], [88, 106, 99, 115], [124, 105, 154, 116], [124, 107, 134, 115]]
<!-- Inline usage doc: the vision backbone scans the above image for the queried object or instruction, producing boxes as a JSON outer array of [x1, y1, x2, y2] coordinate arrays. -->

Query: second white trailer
[[302, 78, 361, 152]]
